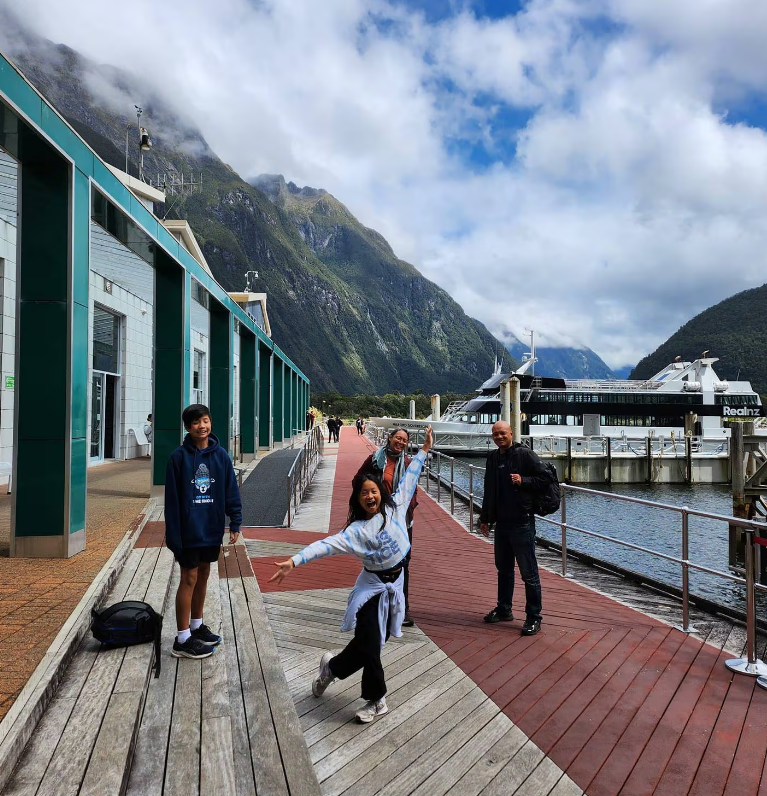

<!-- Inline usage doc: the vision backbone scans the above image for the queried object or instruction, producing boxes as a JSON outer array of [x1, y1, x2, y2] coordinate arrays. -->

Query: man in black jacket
[[479, 421, 549, 636]]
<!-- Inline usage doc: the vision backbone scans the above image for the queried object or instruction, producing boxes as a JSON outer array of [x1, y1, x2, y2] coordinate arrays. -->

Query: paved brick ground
[[0, 458, 151, 721]]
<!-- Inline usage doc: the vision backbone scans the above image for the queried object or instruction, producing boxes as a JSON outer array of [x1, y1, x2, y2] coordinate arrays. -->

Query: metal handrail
[[417, 445, 767, 677], [285, 425, 324, 526]]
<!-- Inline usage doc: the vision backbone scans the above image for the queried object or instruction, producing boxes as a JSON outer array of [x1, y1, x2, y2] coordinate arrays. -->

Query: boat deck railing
[[366, 423, 767, 689]]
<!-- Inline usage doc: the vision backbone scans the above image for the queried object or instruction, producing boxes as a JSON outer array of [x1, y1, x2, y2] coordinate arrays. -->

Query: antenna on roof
[[244, 270, 259, 292], [702, 350, 710, 357]]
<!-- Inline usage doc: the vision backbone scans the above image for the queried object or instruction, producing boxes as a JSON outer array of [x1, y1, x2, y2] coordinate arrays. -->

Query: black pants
[[495, 517, 542, 621], [329, 593, 390, 701]]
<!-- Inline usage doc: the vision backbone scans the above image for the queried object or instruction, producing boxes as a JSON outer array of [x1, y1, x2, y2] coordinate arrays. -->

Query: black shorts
[[174, 545, 221, 570]]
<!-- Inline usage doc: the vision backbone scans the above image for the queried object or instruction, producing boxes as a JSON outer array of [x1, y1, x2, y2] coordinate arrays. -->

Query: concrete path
[[240, 448, 301, 526]]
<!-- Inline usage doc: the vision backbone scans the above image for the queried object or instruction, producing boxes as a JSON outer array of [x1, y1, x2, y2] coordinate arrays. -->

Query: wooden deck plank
[[479, 740, 544, 796], [218, 569, 257, 796], [511, 756, 568, 796], [618, 640, 723, 796], [227, 574, 290, 796], [314, 664, 468, 782], [201, 558, 228, 720], [34, 650, 126, 796], [371, 699, 498, 796], [687, 672, 756, 796], [200, 715, 236, 795], [164, 654, 202, 796], [408, 712, 512, 796], [125, 569, 180, 796], [442, 725, 528, 796], [319, 676, 478, 796], [240, 571, 322, 796]]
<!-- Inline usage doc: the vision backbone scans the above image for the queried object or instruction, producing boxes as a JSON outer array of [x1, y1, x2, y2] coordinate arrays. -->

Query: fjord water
[[449, 457, 752, 610]]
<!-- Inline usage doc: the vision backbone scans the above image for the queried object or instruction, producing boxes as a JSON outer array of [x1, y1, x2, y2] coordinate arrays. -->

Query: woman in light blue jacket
[[271, 426, 433, 723]]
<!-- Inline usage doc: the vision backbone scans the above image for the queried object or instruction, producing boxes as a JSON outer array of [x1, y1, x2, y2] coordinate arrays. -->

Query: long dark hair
[[344, 471, 395, 529]]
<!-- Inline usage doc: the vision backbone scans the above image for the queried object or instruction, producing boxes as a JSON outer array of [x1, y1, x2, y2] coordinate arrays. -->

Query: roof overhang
[[161, 219, 212, 276], [105, 164, 166, 205]]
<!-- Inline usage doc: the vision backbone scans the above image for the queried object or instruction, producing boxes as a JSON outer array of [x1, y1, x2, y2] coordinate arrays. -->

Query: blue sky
[[10, 0, 767, 369]]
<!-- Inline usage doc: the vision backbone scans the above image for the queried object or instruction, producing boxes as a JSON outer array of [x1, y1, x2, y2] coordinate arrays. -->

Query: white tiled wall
[[88, 271, 154, 460], [0, 217, 17, 482]]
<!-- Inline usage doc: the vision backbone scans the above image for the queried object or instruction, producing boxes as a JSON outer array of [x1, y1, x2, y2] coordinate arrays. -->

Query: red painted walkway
[[246, 427, 767, 796]]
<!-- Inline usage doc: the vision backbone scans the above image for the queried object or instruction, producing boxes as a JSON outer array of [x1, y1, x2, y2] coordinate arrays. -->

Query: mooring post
[[510, 377, 521, 440], [606, 436, 612, 484], [646, 437, 653, 483], [685, 436, 692, 484], [730, 423, 747, 571]]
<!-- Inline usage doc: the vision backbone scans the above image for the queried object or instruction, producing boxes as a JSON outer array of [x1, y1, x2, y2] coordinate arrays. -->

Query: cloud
[[5, 0, 767, 372]]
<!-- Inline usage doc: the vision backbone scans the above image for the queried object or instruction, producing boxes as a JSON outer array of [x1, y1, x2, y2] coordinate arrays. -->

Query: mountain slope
[[630, 284, 767, 394], [504, 340, 616, 379], [0, 10, 510, 393]]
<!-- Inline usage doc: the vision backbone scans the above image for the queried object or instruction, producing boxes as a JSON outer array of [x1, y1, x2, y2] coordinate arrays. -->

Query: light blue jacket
[[290, 450, 426, 571]]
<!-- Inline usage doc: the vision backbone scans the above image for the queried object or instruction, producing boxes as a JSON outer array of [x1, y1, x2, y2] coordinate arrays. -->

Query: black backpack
[[533, 461, 562, 516], [91, 601, 163, 678]]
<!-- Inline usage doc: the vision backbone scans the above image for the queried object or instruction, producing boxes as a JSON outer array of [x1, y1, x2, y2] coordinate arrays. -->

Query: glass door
[[90, 373, 105, 461]]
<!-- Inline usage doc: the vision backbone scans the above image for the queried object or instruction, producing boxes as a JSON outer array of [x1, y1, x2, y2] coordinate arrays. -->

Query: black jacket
[[479, 443, 550, 525]]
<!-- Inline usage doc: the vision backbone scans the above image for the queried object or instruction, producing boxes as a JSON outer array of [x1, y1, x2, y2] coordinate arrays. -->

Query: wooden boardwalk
[[5, 427, 767, 795], [245, 427, 767, 796]]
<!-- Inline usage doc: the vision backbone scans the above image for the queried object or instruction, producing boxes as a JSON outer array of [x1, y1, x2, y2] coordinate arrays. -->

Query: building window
[[193, 350, 206, 404], [93, 306, 121, 374], [191, 278, 209, 308], [91, 188, 154, 264]]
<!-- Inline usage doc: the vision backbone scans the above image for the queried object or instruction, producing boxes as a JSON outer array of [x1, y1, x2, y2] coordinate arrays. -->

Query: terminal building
[[0, 50, 310, 558]]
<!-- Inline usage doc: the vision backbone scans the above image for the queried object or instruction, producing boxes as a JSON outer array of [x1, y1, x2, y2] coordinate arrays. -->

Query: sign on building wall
[[3, 375, 13, 390]]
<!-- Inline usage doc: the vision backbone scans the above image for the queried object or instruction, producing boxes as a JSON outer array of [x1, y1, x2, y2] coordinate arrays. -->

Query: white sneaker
[[355, 697, 388, 723], [312, 651, 335, 697]]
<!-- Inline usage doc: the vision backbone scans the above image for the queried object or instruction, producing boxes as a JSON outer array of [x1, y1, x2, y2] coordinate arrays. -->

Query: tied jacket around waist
[[479, 443, 550, 526]]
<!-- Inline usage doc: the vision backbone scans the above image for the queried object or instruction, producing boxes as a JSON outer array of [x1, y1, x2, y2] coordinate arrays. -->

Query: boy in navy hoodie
[[165, 404, 243, 659]]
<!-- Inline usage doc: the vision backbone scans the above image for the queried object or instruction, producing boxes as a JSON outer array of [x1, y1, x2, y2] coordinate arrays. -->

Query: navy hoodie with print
[[164, 433, 243, 553]]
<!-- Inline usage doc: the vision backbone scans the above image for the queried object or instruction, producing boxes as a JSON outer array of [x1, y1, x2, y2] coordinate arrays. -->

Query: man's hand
[[229, 530, 240, 545], [270, 559, 295, 584], [510, 473, 522, 486], [480, 523, 490, 537]]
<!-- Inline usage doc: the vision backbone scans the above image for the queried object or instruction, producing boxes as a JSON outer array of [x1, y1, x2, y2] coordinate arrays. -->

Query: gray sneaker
[[312, 651, 335, 697], [355, 697, 388, 723]]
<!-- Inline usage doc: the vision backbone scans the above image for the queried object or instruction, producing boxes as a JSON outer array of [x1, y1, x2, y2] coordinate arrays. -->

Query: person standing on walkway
[[165, 404, 242, 659], [479, 420, 548, 636], [143, 413, 153, 457], [355, 427, 418, 627], [327, 416, 336, 443], [334, 416, 343, 442], [356, 416, 365, 435], [271, 427, 433, 723]]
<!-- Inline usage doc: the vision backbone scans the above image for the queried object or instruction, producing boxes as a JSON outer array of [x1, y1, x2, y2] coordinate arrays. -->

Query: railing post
[[675, 507, 695, 633], [560, 489, 568, 577], [437, 453, 442, 503], [469, 464, 475, 532], [286, 474, 291, 527], [725, 528, 767, 676], [450, 457, 455, 515]]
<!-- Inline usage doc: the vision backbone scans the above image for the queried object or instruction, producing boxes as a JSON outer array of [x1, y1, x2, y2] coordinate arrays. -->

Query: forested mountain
[[631, 284, 767, 395], [504, 340, 617, 380], [0, 10, 512, 393]]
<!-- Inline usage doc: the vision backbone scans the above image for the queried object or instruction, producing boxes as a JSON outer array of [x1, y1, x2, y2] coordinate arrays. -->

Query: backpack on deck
[[533, 462, 562, 516], [91, 601, 163, 678]]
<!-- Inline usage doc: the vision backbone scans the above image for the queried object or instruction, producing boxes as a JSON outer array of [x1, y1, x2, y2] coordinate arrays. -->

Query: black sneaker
[[191, 623, 222, 646], [483, 607, 513, 624], [171, 636, 215, 659], [521, 618, 542, 636], [402, 614, 415, 628]]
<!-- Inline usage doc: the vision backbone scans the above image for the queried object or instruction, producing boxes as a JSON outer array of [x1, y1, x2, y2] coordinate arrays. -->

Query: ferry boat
[[369, 355, 764, 453]]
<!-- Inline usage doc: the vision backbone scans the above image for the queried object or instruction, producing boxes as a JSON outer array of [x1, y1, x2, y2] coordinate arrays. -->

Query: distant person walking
[[309, 409, 316, 429], [479, 420, 548, 636], [355, 428, 418, 627], [327, 416, 336, 443], [271, 427, 433, 723], [143, 413, 153, 457], [334, 416, 343, 442], [356, 416, 365, 435]]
